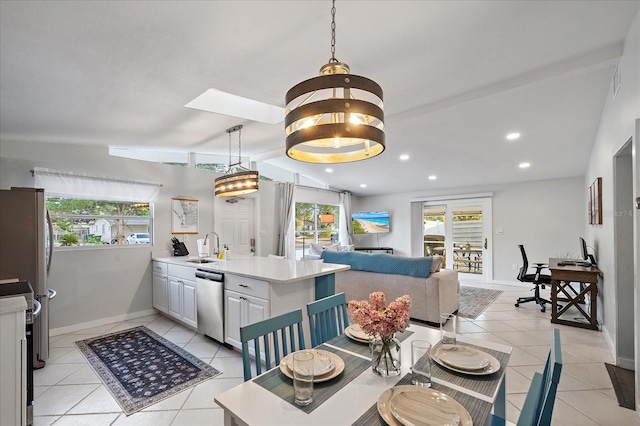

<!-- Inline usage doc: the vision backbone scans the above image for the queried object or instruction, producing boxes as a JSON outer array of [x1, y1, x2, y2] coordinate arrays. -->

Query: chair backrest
[[517, 244, 529, 282], [516, 372, 545, 426], [306, 292, 349, 347], [538, 328, 563, 424], [239, 309, 306, 381]]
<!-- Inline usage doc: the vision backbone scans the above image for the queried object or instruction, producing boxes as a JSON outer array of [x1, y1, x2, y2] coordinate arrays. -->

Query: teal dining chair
[[538, 328, 563, 424], [490, 328, 562, 426], [239, 309, 306, 381], [306, 292, 350, 347]]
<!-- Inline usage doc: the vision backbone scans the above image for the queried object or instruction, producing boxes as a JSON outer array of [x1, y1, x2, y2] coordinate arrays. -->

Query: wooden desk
[[548, 258, 601, 330]]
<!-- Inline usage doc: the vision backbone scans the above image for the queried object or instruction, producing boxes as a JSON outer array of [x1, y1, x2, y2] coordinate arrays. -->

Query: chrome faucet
[[204, 232, 220, 255]]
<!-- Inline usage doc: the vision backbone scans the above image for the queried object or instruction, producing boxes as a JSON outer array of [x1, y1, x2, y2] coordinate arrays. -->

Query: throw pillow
[[309, 243, 339, 255], [430, 255, 443, 273]]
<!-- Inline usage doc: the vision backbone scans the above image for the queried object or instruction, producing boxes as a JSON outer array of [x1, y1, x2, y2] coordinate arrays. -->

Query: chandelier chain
[[330, 0, 337, 63], [238, 127, 242, 166], [228, 129, 232, 172]]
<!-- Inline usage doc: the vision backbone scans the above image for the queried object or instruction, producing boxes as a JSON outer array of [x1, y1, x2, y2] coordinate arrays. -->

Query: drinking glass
[[293, 351, 314, 406], [440, 313, 457, 345], [411, 340, 432, 387]]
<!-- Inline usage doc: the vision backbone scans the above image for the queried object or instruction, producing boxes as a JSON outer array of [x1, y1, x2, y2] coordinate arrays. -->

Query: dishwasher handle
[[195, 270, 224, 281]]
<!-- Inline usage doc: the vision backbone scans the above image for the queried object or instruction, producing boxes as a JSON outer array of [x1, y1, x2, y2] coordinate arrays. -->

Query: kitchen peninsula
[[151, 256, 350, 350]]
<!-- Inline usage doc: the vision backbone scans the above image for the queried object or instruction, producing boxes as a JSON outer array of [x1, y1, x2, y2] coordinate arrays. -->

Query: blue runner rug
[[75, 325, 221, 415]]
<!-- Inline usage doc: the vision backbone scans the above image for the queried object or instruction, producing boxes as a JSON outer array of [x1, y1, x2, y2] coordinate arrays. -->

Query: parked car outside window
[[126, 233, 150, 244]]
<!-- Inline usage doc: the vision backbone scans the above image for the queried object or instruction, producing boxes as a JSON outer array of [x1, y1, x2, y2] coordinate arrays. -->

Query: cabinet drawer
[[152, 261, 168, 275], [168, 264, 196, 281], [225, 274, 269, 300]]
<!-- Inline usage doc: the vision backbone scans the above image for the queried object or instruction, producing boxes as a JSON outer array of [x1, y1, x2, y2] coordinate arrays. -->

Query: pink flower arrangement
[[348, 292, 412, 338]]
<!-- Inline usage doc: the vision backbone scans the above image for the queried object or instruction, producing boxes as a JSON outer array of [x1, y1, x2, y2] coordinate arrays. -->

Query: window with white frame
[[34, 168, 159, 248], [294, 202, 339, 259]]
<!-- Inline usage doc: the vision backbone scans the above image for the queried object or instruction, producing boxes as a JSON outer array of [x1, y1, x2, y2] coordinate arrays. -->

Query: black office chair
[[515, 245, 554, 312]]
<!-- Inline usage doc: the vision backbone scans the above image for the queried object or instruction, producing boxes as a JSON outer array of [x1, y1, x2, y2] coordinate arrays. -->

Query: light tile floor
[[33, 281, 640, 425]]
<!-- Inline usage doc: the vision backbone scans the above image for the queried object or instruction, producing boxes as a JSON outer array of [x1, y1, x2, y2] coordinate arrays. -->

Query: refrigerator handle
[[46, 208, 53, 275], [33, 299, 42, 317], [48, 289, 57, 300]]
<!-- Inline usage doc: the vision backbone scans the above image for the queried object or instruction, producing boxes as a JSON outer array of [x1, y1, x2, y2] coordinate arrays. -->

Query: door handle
[[484, 238, 487, 249]]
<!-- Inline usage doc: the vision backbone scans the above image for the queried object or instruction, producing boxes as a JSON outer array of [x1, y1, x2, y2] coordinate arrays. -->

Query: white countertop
[[0, 296, 27, 315], [152, 256, 350, 284]]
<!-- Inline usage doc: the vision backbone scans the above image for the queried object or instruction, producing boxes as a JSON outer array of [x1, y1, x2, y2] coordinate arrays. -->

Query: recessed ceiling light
[[399, 154, 410, 161], [360, 184, 367, 188], [325, 168, 333, 173], [506, 132, 521, 140], [428, 175, 437, 180], [519, 162, 530, 168]]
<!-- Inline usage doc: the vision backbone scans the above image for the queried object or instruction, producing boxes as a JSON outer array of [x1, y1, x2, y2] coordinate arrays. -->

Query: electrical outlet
[[260, 230, 266, 237]]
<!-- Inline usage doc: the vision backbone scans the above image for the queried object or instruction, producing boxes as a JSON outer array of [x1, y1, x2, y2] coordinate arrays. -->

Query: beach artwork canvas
[[352, 211, 390, 234]]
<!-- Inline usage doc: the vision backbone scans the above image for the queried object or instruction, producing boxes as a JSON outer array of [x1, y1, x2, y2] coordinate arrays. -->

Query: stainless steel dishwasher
[[195, 269, 225, 345]]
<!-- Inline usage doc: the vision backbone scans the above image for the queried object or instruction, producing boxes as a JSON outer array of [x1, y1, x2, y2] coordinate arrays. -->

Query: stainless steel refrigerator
[[0, 187, 56, 368]]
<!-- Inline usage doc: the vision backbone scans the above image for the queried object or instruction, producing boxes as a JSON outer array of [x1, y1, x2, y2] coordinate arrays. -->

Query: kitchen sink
[[187, 259, 217, 264]]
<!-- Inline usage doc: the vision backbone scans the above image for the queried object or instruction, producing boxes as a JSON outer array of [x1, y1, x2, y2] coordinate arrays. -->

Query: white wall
[[352, 176, 585, 283], [583, 10, 639, 406], [0, 140, 279, 329]]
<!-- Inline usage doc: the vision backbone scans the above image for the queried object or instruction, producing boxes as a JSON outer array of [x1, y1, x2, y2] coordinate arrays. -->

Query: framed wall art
[[172, 197, 198, 234], [588, 177, 602, 225]]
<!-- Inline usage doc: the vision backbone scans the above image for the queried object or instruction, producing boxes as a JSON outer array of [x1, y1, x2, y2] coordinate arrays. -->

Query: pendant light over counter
[[214, 125, 259, 197], [285, 0, 385, 164]]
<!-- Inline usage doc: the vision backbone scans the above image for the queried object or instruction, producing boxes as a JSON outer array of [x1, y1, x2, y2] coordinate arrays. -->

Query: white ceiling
[[1, 1, 638, 196]]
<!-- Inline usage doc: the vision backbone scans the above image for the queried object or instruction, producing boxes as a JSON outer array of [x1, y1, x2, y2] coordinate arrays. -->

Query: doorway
[[214, 197, 256, 256], [614, 139, 635, 369], [423, 197, 492, 281]]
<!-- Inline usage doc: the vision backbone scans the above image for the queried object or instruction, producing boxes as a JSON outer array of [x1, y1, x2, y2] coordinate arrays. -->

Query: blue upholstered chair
[[239, 309, 306, 381], [490, 328, 562, 425], [306, 292, 350, 347]]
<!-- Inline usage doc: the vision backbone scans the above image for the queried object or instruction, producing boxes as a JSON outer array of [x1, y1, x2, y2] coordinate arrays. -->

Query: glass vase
[[370, 335, 401, 377]]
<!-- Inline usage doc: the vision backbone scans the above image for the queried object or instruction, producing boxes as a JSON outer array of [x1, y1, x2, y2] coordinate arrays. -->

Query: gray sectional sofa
[[320, 251, 460, 325]]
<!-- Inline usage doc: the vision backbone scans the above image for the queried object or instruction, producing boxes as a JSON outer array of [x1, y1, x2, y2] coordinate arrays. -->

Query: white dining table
[[214, 323, 512, 426]]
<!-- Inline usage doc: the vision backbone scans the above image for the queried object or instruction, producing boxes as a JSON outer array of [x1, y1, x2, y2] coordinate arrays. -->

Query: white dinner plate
[[345, 324, 376, 343], [433, 344, 490, 371], [279, 349, 345, 382], [432, 344, 501, 376], [377, 385, 472, 426]]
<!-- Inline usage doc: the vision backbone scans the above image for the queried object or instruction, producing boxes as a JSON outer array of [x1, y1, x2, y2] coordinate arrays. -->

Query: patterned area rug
[[75, 325, 221, 415], [458, 286, 503, 319]]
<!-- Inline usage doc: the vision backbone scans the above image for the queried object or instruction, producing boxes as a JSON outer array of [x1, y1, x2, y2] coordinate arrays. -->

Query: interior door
[[423, 198, 492, 281], [215, 197, 255, 256]]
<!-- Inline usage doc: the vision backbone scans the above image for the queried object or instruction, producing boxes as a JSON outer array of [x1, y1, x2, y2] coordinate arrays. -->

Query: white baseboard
[[618, 356, 635, 370], [602, 326, 616, 362], [51, 309, 159, 336]]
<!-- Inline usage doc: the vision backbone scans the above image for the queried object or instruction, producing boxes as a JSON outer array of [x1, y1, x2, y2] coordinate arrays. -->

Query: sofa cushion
[[321, 251, 433, 278]]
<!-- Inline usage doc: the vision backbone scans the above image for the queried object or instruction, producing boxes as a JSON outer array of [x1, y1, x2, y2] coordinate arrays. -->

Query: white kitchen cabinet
[[224, 289, 269, 349], [156, 263, 198, 329], [0, 297, 27, 426], [152, 261, 169, 314]]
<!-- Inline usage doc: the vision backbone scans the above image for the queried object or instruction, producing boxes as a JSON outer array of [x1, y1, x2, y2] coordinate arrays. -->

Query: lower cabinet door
[[168, 277, 182, 320], [245, 295, 269, 327], [181, 279, 197, 328], [224, 290, 243, 349], [152, 272, 168, 314]]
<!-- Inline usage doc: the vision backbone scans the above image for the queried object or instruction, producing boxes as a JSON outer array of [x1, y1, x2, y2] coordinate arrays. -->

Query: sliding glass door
[[423, 198, 492, 281]]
